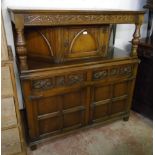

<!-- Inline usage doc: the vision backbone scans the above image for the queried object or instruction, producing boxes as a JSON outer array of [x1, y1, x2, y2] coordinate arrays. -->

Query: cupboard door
[[63, 25, 110, 60], [91, 80, 133, 123], [30, 88, 87, 138]]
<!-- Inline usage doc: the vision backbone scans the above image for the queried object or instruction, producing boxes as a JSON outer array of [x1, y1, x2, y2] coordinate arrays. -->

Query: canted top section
[[8, 9, 145, 26]]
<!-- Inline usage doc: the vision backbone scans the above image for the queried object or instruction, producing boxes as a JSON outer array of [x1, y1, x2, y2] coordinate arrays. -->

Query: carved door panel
[[90, 80, 133, 123], [63, 25, 111, 61], [30, 87, 87, 139]]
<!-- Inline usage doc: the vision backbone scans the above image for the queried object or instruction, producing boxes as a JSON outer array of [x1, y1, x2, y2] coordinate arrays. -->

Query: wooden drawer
[[2, 128, 22, 155], [92, 64, 133, 82], [2, 97, 17, 129], [1, 66, 13, 97], [30, 71, 87, 92]]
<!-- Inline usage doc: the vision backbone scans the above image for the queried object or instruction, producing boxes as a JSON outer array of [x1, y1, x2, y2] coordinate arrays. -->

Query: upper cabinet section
[[8, 9, 145, 72], [9, 9, 145, 26]]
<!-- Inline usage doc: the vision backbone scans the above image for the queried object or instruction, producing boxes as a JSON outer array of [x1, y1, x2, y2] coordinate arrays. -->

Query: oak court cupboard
[[8, 9, 144, 149]]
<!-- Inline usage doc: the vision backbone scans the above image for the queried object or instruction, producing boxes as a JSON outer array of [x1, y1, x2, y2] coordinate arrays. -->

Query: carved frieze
[[119, 66, 132, 75], [56, 76, 65, 86], [67, 74, 84, 85], [93, 65, 132, 80], [93, 70, 108, 80], [32, 79, 54, 90], [31, 73, 85, 90], [24, 14, 136, 25]]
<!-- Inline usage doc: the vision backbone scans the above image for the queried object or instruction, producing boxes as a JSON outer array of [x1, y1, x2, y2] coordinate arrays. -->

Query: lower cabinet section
[[21, 60, 138, 145]]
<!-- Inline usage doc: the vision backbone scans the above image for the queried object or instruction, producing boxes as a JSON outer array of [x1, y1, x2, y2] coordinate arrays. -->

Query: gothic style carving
[[93, 70, 108, 80], [24, 14, 136, 25], [67, 74, 84, 85], [16, 28, 28, 70], [32, 79, 54, 90]]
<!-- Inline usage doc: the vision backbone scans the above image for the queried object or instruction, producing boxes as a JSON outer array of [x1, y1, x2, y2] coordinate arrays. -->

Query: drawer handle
[[29, 95, 43, 100]]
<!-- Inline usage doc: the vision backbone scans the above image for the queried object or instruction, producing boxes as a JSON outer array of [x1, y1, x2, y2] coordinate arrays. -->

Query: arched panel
[[26, 29, 53, 57], [70, 29, 98, 53]]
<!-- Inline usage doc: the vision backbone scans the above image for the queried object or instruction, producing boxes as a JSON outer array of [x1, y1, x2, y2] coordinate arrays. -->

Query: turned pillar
[[131, 24, 141, 57], [14, 14, 28, 70]]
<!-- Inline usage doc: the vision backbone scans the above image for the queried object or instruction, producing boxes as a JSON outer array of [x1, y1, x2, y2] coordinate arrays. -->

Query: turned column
[[14, 14, 28, 70], [15, 28, 28, 70], [131, 24, 141, 57]]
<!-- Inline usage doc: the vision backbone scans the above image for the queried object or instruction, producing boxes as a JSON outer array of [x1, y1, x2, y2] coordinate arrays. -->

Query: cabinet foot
[[123, 116, 129, 121], [30, 144, 37, 151]]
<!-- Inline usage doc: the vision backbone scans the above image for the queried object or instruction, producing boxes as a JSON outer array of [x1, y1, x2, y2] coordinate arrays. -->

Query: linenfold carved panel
[[24, 14, 136, 25]]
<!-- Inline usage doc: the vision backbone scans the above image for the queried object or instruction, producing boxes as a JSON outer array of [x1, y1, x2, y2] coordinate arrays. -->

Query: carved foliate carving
[[119, 66, 132, 75], [93, 66, 132, 80], [32, 79, 54, 90], [56, 76, 65, 86], [32, 73, 85, 90], [110, 68, 119, 76], [67, 74, 84, 85], [93, 70, 108, 80], [24, 14, 136, 25]]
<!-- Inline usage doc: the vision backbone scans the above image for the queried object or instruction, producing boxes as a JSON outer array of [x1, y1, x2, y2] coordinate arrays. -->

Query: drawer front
[[2, 128, 22, 155], [92, 64, 133, 82], [2, 97, 17, 128], [31, 71, 86, 92], [2, 66, 13, 97]]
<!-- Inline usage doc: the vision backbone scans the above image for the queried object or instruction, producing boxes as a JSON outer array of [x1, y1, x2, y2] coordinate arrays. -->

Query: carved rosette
[[24, 14, 136, 25]]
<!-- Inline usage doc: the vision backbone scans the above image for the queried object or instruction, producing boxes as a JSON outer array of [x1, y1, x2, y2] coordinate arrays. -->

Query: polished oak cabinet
[[9, 9, 144, 148]]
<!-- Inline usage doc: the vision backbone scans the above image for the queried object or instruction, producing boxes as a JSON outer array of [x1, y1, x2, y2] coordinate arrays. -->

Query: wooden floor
[[28, 111, 152, 155]]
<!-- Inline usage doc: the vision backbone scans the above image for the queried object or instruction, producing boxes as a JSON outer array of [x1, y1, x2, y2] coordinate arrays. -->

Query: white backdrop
[[2, 0, 148, 109]]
